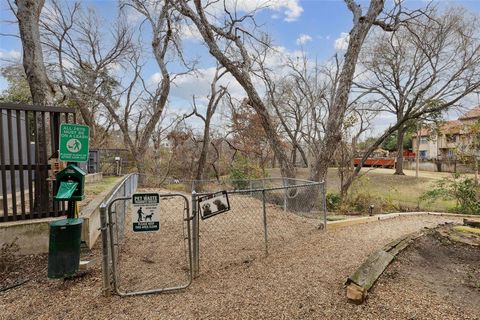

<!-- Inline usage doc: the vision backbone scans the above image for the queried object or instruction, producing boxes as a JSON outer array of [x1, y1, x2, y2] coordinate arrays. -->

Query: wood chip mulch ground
[[1, 214, 477, 320]]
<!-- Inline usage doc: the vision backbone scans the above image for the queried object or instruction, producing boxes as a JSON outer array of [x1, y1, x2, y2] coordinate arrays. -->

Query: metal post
[[191, 191, 199, 278], [262, 190, 268, 255], [99, 206, 111, 296], [322, 183, 327, 230], [107, 203, 118, 291]]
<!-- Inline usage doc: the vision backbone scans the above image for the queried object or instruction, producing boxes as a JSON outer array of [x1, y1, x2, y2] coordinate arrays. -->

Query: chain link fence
[[109, 193, 192, 295], [191, 178, 326, 276], [100, 176, 325, 295]]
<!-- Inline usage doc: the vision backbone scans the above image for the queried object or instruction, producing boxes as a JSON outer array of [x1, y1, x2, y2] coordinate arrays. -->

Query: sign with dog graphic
[[132, 193, 160, 232], [198, 191, 230, 220]]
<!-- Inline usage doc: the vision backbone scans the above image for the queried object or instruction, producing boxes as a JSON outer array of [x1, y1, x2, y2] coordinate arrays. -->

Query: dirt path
[[368, 232, 480, 320], [0, 215, 472, 320]]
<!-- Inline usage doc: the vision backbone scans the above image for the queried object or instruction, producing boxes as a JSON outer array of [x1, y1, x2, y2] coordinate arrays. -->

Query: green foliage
[[229, 156, 263, 189], [357, 137, 379, 151], [420, 174, 480, 214], [0, 65, 32, 103], [382, 133, 398, 151], [326, 192, 342, 211], [381, 126, 414, 152], [340, 176, 399, 214]]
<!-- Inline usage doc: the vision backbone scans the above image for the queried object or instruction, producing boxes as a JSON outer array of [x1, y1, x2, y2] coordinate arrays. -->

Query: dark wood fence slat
[[41, 111, 49, 217], [33, 110, 40, 216], [0, 110, 8, 221], [50, 112, 60, 217], [16, 110, 26, 218], [0, 104, 76, 223], [7, 110, 17, 220], [25, 110, 34, 219]]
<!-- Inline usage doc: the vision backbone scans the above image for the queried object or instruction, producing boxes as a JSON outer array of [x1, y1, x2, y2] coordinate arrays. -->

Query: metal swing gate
[[101, 190, 193, 297]]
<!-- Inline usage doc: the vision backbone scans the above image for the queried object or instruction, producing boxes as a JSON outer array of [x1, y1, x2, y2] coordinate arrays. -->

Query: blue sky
[[3, 1, 479, 73], [2, 1, 480, 79], [1, 0, 480, 133]]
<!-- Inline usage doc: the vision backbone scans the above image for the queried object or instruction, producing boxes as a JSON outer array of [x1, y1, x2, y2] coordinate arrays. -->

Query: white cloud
[[0, 49, 21, 61], [296, 34, 312, 46], [209, 0, 303, 22], [151, 67, 246, 101], [334, 32, 350, 51], [149, 46, 309, 109], [271, 0, 303, 22]]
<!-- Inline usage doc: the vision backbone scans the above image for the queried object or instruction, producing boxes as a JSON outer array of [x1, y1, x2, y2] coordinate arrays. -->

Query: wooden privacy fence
[[0, 103, 77, 222]]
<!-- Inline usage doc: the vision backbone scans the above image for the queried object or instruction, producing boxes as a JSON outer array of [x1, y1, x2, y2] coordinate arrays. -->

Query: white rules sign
[[132, 193, 160, 232]]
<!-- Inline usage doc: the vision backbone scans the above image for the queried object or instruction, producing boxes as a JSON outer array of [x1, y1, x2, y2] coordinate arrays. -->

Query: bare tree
[[336, 108, 375, 196], [357, 7, 480, 175], [174, 0, 296, 178], [183, 65, 228, 181], [40, 0, 132, 146], [10, 0, 55, 211], [41, 0, 188, 180], [259, 52, 312, 168], [175, 0, 423, 187]]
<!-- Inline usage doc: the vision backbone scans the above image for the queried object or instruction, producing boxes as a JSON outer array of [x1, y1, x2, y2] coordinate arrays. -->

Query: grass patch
[[326, 215, 346, 221], [165, 183, 187, 192], [453, 226, 480, 235], [85, 176, 122, 196], [268, 167, 457, 213]]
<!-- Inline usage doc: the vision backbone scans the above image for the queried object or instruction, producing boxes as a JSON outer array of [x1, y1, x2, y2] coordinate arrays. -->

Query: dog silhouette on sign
[[213, 199, 227, 211], [144, 211, 154, 221], [202, 203, 212, 216]]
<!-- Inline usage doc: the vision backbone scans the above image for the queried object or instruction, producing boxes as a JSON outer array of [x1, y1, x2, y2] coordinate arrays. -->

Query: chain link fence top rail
[[192, 178, 326, 275]]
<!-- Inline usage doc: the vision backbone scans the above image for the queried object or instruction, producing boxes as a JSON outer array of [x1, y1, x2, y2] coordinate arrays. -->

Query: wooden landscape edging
[[345, 230, 424, 304], [327, 212, 480, 230]]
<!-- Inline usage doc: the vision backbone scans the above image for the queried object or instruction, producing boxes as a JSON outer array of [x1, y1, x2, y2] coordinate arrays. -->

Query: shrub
[[229, 156, 263, 189], [420, 174, 480, 214], [326, 192, 342, 211]]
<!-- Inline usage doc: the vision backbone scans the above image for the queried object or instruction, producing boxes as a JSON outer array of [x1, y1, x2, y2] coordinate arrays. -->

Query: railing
[[0, 103, 76, 222]]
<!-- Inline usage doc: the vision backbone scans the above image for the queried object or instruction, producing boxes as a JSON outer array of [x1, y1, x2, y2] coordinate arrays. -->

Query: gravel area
[[0, 214, 468, 320]]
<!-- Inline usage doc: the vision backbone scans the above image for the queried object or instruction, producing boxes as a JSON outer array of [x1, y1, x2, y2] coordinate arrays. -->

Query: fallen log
[[346, 231, 423, 304]]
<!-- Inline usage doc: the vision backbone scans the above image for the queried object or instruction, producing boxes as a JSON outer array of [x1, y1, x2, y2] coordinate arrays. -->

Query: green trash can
[[48, 218, 83, 278]]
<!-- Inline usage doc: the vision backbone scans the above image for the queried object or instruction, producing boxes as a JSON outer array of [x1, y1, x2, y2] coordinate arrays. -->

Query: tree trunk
[[309, 0, 386, 184], [291, 146, 297, 167], [194, 124, 211, 183], [76, 99, 96, 141], [135, 156, 146, 186], [415, 123, 421, 179], [474, 157, 478, 186], [16, 0, 55, 213], [395, 123, 406, 175]]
